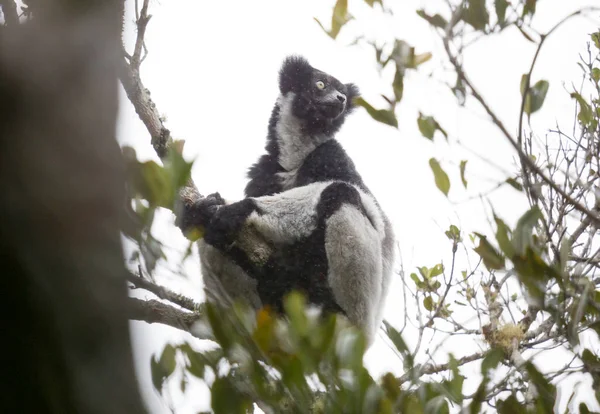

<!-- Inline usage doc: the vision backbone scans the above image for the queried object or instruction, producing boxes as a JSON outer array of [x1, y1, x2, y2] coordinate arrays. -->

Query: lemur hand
[[175, 192, 226, 235]]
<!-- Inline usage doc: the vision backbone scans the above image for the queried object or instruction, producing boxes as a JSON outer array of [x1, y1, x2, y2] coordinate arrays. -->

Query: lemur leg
[[316, 183, 384, 344], [198, 241, 262, 308]]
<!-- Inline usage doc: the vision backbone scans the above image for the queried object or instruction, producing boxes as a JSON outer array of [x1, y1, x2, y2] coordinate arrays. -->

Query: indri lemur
[[178, 56, 395, 345]]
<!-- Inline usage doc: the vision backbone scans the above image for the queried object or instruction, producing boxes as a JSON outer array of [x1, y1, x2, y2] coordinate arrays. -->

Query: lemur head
[[278, 55, 359, 130]]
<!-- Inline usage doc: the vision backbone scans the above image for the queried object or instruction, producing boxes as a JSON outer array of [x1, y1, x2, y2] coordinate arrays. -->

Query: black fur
[[203, 198, 257, 251], [245, 55, 361, 198], [252, 183, 365, 315]]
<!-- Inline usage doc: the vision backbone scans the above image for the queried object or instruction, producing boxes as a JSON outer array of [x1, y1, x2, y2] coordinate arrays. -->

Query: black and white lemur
[[177, 56, 395, 345]]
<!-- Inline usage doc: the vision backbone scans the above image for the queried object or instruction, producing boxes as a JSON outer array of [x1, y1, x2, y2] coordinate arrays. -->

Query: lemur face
[[278, 56, 360, 124]]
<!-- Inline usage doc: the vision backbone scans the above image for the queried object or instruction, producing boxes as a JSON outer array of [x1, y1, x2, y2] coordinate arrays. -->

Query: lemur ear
[[279, 55, 313, 95], [344, 83, 360, 112]]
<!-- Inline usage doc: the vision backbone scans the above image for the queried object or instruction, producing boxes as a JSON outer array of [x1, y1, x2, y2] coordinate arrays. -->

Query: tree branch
[[126, 271, 200, 312], [442, 9, 600, 228], [0, 0, 18, 26], [119, 1, 201, 208], [126, 298, 213, 341]]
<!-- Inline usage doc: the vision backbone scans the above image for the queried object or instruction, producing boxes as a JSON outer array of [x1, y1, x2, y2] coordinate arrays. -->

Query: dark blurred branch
[[126, 271, 200, 311], [0, 0, 18, 26]]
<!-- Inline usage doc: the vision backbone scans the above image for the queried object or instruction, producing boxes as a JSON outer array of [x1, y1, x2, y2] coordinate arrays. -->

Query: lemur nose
[[337, 94, 346, 103]]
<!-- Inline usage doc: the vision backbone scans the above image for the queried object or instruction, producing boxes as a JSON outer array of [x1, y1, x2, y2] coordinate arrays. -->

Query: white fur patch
[[275, 93, 330, 172], [324, 204, 384, 345], [248, 182, 330, 244]]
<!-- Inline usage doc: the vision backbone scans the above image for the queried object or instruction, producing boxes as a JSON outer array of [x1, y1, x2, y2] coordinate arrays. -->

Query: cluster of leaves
[[151, 292, 532, 414], [122, 144, 193, 273]]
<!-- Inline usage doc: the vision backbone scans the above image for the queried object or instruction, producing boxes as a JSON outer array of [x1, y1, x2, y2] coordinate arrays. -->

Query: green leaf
[[497, 395, 526, 414], [592, 32, 600, 49], [463, 0, 489, 31], [469, 378, 488, 414], [513, 206, 542, 256], [416, 9, 448, 29], [388, 39, 431, 70], [164, 145, 194, 193], [430, 263, 444, 277], [494, 0, 509, 25], [335, 328, 367, 369], [481, 348, 504, 376], [592, 68, 600, 83], [423, 296, 434, 311], [445, 224, 461, 242], [354, 97, 398, 128], [569, 281, 591, 346], [571, 92, 595, 128], [150, 357, 164, 392], [525, 362, 556, 412], [393, 66, 404, 102], [364, 0, 382, 7], [410, 272, 423, 287], [522, 0, 537, 17], [512, 247, 553, 303], [505, 177, 523, 191], [211, 377, 252, 414], [383, 321, 410, 357], [429, 158, 451, 196], [494, 215, 515, 258], [447, 355, 464, 404], [520, 76, 549, 116], [284, 291, 309, 336], [159, 344, 177, 377], [459, 160, 468, 188], [473, 234, 505, 270], [137, 161, 173, 207], [417, 113, 447, 140], [150, 344, 178, 392], [314, 0, 353, 40]]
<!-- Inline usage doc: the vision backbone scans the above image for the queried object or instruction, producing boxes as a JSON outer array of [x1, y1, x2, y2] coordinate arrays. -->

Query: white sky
[[118, 0, 600, 412]]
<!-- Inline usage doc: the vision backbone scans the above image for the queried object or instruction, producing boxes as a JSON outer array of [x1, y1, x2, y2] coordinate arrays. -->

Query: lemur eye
[[315, 80, 325, 90]]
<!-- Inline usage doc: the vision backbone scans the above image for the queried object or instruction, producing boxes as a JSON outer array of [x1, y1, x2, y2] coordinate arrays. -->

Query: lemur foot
[[175, 192, 226, 234]]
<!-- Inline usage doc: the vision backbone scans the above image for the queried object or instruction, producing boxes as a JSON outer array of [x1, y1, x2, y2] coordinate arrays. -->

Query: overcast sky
[[118, 1, 600, 412]]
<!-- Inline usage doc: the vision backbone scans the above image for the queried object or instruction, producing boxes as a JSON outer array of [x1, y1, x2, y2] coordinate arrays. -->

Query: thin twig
[[131, 0, 151, 70], [442, 8, 600, 228], [397, 351, 486, 384]]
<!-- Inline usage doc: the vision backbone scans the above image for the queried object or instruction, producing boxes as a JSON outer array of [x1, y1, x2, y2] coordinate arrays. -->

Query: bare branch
[[131, 0, 151, 70], [126, 298, 212, 341], [126, 271, 200, 312]]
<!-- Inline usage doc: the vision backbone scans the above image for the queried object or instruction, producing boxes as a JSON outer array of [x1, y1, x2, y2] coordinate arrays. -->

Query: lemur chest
[[275, 126, 329, 191], [276, 168, 299, 191]]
